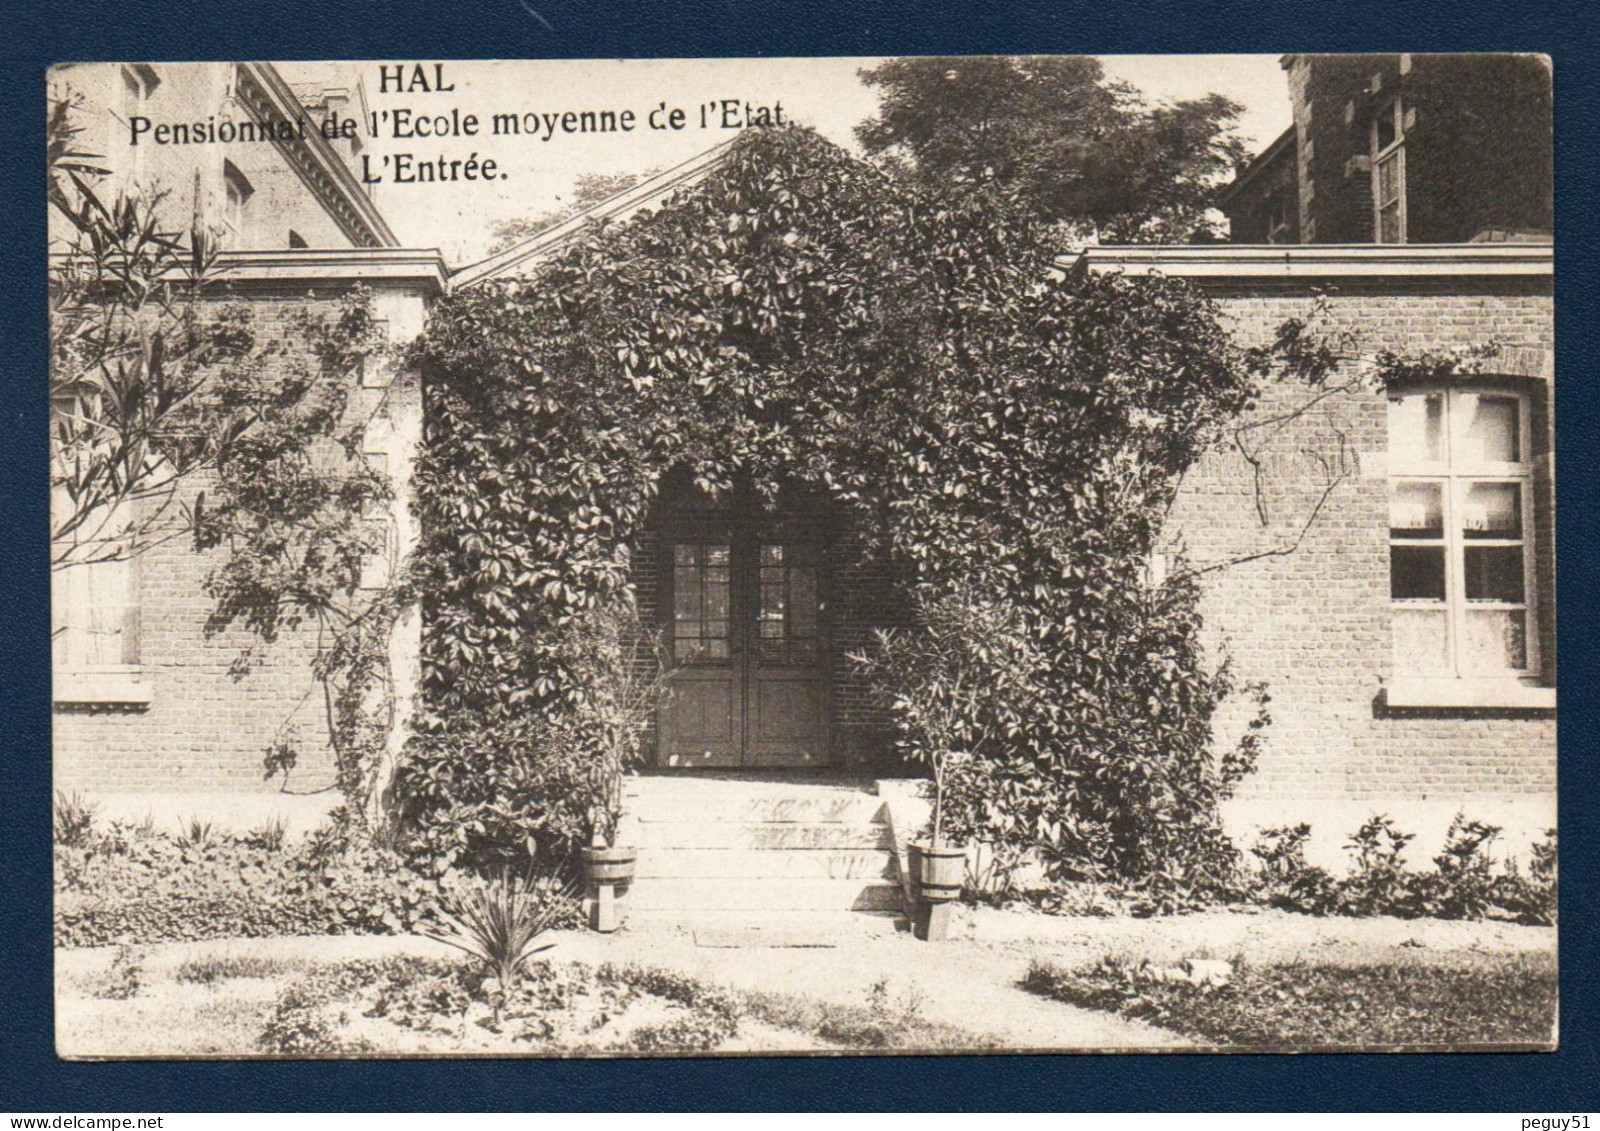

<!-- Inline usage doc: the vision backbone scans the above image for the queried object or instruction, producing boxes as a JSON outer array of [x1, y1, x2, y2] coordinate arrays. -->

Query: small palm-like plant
[[425, 868, 574, 1023], [53, 789, 98, 848]]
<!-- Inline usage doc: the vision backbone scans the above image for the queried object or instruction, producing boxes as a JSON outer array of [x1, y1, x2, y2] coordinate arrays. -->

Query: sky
[[279, 56, 1294, 265]]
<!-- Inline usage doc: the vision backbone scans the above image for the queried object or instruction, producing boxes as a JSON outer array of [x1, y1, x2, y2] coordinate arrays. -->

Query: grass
[[1023, 951, 1557, 1049], [176, 955, 299, 985], [739, 986, 995, 1050]]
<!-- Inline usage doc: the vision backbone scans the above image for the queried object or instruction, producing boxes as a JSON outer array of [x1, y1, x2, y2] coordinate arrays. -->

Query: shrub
[[424, 868, 575, 1019], [367, 963, 475, 1033], [1025, 952, 1556, 1048], [1337, 814, 1417, 917], [54, 820, 447, 948], [259, 978, 352, 1055], [175, 955, 297, 985], [1496, 827, 1559, 926], [53, 790, 97, 848], [177, 815, 216, 849], [1419, 813, 1503, 920], [393, 711, 594, 874], [244, 817, 289, 852], [1248, 824, 1337, 915]]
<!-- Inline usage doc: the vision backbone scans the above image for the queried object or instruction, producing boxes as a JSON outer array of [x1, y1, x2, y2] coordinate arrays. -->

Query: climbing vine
[[404, 126, 1342, 884]]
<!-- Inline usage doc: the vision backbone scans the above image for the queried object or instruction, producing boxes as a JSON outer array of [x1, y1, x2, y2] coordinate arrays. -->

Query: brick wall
[[1279, 54, 1552, 245], [1172, 276, 1555, 811], [53, 284, 424, 796]]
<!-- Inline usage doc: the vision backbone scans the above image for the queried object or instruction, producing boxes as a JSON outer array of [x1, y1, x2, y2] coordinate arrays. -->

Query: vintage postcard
[[49, 54, 1555, 1058]]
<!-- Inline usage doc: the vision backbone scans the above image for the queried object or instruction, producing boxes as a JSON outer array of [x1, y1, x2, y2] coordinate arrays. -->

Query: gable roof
[[1217, 125, 1297, 207], [452, 137, 740, 290]]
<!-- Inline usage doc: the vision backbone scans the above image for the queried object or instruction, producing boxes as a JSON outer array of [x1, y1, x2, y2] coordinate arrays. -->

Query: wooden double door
[[657, 512, 832, 768]]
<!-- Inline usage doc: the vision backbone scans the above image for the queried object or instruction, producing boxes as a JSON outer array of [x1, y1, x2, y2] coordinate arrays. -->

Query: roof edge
[[237, 63, 400, 249], [452, 137, 740, 290], [1065, 242, 1553, 281], [205, 248, 448, 292], [1217, 125, 1297, 205]]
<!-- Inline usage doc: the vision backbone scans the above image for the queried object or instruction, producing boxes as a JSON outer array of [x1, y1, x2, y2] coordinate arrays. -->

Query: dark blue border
[[5, 0, 1597, 1111]]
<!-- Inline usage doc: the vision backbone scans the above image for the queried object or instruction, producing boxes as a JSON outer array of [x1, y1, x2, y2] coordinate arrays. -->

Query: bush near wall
[[1247, 817, 1556, 925], [54, 815, 444, 948]]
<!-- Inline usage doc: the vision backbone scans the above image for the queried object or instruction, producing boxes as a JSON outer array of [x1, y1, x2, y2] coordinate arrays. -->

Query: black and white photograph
[[47, 53, 1557, 1058]]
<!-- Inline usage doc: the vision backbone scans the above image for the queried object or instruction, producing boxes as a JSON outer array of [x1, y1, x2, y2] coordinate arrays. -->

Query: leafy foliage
[[1025, 952, 1557, 1048], [850, 578, 1040, 845], [53, 789, 98, 848], [424, 868, 575, 1019], [50, 85, 404, 823], [392, 708, 596, 873], [1339, 814, 1417, 917], [53, 816, 447, 948], [408, 125, 1343, 890], [855, 56, 1248, 242], [1244, 816, 1557, 923], [1420, 814, 1503, 920]]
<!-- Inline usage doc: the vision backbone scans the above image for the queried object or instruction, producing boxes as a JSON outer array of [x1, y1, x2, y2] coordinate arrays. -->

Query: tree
[[48, 91, 227, 568], [855, 56, 1248, 243], [49, 85, 402, 825]]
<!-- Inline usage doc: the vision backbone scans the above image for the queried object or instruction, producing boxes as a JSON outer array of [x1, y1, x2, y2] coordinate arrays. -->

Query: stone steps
[[619, 775, 906, 925], [626, 820, 893, 851], [625, 876, 905, 912], [633, 847, 894, 880]]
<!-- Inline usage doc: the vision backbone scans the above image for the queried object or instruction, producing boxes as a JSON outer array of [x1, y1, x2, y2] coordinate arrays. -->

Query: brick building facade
[[51, 61, 1556, 862], [50, 63, 437, 830], [1222, 54, 1552, 246]]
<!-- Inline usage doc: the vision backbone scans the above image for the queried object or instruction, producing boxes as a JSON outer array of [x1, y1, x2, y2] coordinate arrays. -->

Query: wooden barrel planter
[[910, 842, 966, 902], [581, 846, 637, 932], [908, 842, 965, 941]]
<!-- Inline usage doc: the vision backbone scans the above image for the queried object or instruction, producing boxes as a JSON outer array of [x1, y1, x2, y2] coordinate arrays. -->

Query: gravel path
[[56, 905, 1554, 1057]]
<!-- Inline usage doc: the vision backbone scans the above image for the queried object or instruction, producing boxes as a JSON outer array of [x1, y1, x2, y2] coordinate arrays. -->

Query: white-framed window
[[1371, 95, 1406, 244], [1387, 384, 1546, 694], [222, 160, 255, 247], [51, 494, 148, 705]]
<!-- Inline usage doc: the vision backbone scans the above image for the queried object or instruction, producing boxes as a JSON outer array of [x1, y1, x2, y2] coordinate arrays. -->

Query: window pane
[[1461, 483, 1522, 539], [1464, 609, 1528, 672], [1387, 393, 1443, 464], [1457, 394, 1520, 464], [1394, 608, 1450, 675], [673, 564, 700, 621], [790, 565, 818, 637], [1375, 102, 1398, 151], [1377, 154, 1401, 201], [1378, 203, 1402, 244], [1464, 546, 1524, 603], [1391, 546, 1446, 601], [1389, 482, 1443, 538]]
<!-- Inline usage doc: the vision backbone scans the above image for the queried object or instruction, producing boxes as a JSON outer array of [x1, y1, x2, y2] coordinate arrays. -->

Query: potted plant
[[562, 598, 673, 931], [854, 578, 1033, 939]]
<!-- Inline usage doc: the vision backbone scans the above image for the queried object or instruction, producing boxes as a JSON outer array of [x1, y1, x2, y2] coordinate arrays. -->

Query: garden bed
[[1022, 950, 1557, 1050], [56, 944, 994, 1057]]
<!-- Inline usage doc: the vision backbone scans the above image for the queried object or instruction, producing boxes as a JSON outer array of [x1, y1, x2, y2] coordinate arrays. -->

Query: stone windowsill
[[53, 667, 152, 706], [1385, 676, 1555, 710]]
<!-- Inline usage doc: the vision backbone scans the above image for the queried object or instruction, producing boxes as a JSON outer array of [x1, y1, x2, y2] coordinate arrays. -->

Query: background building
[[1221, 54, 1552, 246]]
